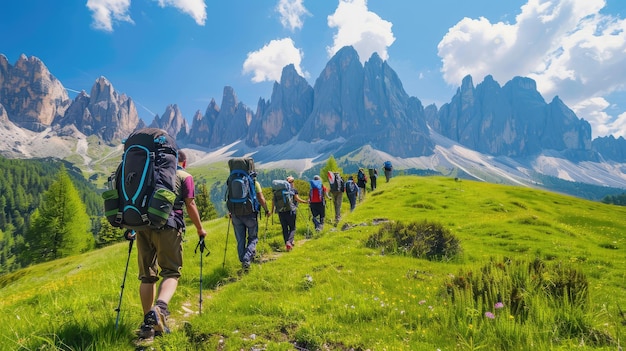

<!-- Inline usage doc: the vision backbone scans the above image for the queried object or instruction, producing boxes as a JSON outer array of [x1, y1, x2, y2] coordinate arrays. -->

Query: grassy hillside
[[1, 175, 626, 350]]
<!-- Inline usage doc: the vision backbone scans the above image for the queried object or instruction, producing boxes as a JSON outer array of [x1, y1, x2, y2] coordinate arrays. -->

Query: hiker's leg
[[286, 211, 297, 245], [278, 211, 290, 243], [231, 215, 247, 262], [136, 229, 158, 315], [155, 227, 182, 305], [243, 214, 259, 262]]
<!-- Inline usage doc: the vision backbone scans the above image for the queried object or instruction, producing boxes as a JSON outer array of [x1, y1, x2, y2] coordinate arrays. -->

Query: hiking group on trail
[[104, 128, 397, 343]]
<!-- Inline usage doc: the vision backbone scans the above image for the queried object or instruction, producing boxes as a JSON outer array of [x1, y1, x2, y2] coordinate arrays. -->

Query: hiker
[[272, 176, 307, 251], [369, 168, 378, 191], [329, 172, 345, 225], [357, 168, 367, 202], [137, 150, 207, 340], [383, 161, 393, 182], [229, 168, 270, 271], [345, 175, 358, 212], [309, 175, 330, 231]]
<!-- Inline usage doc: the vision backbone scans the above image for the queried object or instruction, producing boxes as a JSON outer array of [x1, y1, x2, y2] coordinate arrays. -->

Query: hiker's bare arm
[[184, 198, 206, 237]]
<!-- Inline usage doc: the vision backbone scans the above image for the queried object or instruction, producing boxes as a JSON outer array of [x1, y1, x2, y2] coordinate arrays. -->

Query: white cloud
[[86, 0, 133, 32], [154, 0, 207, 26], [276, 0, 310, 31], [437, 0, 626, 138], [326, 0, 395, 63], [87, 0, 207, 31], [242, 38, 308, 83]]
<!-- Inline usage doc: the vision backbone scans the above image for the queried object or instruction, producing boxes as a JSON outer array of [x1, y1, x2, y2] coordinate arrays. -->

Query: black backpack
[[103, 128, 178, 230], [225, 157, 259, 216], [357, 169, 367, 182], [329, 172, 344, 192], [272, 179, 295, 213]]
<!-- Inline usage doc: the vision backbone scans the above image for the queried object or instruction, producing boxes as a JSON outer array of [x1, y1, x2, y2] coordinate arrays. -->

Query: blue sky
[[2, 0, 626, 139]]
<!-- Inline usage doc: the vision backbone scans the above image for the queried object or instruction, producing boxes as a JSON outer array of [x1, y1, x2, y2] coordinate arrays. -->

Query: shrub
[[366, 220, 461, 260]]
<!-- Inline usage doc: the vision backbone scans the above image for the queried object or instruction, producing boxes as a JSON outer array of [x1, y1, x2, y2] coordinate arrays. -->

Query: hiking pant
[[278, 210, 297, 245], [371, 176, 377, 191], [136, 226, 182, 283], [231, 213, 258, 264], [330, 191, 343, 223], [384, 169, 392, 182], [310, 202, 325, 231], [347, 191, 357, 211]]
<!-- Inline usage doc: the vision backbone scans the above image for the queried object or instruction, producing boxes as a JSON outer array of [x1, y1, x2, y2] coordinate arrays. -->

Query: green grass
[[2, 175, 626, 350]]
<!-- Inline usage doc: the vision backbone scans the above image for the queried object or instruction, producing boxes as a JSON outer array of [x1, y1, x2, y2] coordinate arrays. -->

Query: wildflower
[[485, 312, 495, 319], [419, 300, 426, 305], [494, 302, 504, 309]]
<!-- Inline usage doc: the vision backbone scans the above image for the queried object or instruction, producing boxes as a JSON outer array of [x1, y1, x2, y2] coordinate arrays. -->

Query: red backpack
[[309, 179, 323, 203]]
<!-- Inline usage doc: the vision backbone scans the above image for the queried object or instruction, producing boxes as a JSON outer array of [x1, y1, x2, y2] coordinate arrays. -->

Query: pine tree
[[95, 217, 124, 248], [321, 155, 343, 183], [22, 166, 94, 265], [196, 183, 218, 221]]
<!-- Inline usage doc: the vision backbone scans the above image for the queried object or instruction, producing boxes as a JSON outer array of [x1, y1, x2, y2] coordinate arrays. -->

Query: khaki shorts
[[136, 226, 183, 283]]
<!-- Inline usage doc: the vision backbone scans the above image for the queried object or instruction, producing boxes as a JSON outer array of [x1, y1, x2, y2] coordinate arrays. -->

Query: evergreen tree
[[321, 155, 343, 183], [196, 183, 218, 221], [22, 166, 94, 265], [95, 217, 125, 248]]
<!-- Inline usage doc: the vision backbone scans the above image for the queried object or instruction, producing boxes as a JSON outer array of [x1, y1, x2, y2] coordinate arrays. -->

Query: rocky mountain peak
[[150, 104, 189, 140], [0, 53, 70, 131]]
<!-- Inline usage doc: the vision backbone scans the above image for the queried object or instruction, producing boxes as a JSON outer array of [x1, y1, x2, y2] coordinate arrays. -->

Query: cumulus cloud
[[276, 0, 310, 31], [438, 0, 626, 138], [326, 0, 395, 63], [86, 0, 133, 32], [242, 38, 308, 83], [87, 0, 207, 31], [154, 0, 207, 25]]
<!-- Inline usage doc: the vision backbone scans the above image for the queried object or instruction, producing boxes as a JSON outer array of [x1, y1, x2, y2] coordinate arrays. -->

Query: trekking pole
[[222, 215, 231, 268], [115, 229, 135, 330], [194, 237, 210, 314]]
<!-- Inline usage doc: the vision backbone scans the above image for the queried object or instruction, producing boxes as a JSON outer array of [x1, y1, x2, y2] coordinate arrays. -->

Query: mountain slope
[[2, 175, 626, 349]]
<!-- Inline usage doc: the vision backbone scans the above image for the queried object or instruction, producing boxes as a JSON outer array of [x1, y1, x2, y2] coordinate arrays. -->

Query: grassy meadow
[[1, 175, 626, 350]]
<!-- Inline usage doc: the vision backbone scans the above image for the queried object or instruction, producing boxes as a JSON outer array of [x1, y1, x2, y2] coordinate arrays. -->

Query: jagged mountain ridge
[[0, 49, 625, 196]]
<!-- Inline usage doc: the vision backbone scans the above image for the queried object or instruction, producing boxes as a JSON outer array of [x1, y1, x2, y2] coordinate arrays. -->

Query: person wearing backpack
[[309, 175, 330, 232], [271, 176, 307, 251], [383, 161, 393, 182], [345, 175, 358, 212], [357, 168, 367, 202], [136, 149, 207, 340], [328, 172, 345, 225], [370, 168, 378, 191], [225, 157, 270, 271]]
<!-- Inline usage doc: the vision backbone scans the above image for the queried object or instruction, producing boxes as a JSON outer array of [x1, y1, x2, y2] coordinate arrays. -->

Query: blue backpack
[[225, 157, 259, 216], [272, 179, 295, 213]]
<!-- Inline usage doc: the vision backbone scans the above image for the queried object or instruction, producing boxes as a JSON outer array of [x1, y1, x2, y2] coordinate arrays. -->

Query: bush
[[366, 220, 461, 260]]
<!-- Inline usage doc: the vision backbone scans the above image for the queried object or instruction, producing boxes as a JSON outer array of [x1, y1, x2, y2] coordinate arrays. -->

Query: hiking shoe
[[144, 306, 169, 334], [286, 243, 293, 251], [137, 323, 155, 340], [242, 261, 251, 270]]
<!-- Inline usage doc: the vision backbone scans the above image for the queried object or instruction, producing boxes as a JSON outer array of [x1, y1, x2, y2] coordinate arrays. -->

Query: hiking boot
[[286, 243, 293, 251], [137, 323, 155, 340], [242, 261, 251, 270], [144, 306, 169, 334]]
